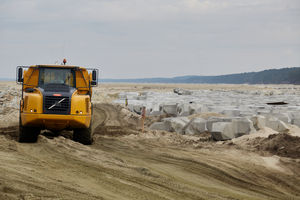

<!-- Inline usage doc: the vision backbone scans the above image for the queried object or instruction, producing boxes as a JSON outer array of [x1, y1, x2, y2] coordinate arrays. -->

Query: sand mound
[[250, 133, 300, 159], [0, 93, 300, 199], [92, 103, 141, 136]]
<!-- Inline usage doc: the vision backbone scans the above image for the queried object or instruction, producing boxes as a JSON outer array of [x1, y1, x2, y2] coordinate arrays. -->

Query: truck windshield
[[38, 68, 75, 88]]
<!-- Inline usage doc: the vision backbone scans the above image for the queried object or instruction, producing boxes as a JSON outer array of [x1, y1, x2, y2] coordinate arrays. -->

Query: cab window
[[39, 68, 75, 88]]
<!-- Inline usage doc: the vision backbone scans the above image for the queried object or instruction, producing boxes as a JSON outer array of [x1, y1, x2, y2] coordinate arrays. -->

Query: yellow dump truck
[[16, 63, 98, 144]]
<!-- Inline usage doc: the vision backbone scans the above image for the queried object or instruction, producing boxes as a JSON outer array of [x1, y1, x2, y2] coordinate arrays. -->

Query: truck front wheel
[[19, 123, 40, 143], [19, 115, 40, 143], [73, 124, 93, 145]]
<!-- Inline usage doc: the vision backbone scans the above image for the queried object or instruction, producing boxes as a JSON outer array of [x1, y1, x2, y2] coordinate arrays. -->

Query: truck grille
[[44, 96, 70, 114]]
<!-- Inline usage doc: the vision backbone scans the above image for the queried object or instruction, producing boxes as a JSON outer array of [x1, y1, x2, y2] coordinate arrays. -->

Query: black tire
[[73, 122, 93, 145], [51, 130, 61, 137], [19, 118, 40, 143]]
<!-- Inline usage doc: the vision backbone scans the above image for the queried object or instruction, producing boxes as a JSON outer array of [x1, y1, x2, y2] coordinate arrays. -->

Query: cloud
[[2, 0, 297, 23], [0, 0, 299, 78]]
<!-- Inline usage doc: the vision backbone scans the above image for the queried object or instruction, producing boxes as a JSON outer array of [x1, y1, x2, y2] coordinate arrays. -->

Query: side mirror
[[17, 67, 23, 83], [92, 70, 97, 81], [91, 70, 97, 86]]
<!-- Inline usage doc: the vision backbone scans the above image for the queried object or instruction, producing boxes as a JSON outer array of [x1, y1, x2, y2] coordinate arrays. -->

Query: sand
[[0, 82, 300, 199]]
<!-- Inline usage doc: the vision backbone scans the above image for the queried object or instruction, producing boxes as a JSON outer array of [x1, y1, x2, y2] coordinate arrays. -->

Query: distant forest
[[102, 67, 300, 84]]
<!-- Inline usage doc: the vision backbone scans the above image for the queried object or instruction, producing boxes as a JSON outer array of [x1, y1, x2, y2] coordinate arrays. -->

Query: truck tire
[[73, 122, 93, 145], [19, 118, 40, 143]]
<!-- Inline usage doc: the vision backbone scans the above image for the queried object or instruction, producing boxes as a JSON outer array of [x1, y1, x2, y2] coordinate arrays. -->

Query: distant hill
[[102, 67, 300, 84], [2, 67, 300, 84]]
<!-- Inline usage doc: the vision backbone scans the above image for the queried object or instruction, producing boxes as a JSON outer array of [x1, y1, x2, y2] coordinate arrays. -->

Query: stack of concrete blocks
[[116, 87, 300, 140], [150, 117, 206, 135], [150, 116, 257, 140]]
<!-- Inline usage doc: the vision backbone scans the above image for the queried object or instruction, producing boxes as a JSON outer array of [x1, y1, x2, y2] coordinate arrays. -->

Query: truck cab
[[17, 64, 98, 144]]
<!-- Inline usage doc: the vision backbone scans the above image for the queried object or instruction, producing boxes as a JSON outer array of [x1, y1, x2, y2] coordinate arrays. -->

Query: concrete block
[[118, 92, 140, 100], [176, 103, 190, 116], [174, 88, 192, 95], [268, 113, 290, 124], [232, 118, 255, 134], [131, 105, 143, 115], [206, 117, 234, 132], [137, 95, 147, 100], [211, 122, 235, 140], [240, 111, 256, 117], [160, 103, 178, 116], [222, 109, 241, 117], [149, 110, 162, 116], [288, 112, 300, 127], [211, 118, 254, 140], [149, 122, 170, 131], [188, 103, 203, 115], [163, 117, 190, 134], [173, 88, 180, 94], [265, 118, 289, 132], [251, 115, 266, 130], [292, 119, 300, 127], [257, 110, 270, 115], [185, 118, 206, 135]]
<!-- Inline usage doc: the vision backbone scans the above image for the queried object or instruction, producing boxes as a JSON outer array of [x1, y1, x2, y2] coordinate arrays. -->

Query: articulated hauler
[[16, 62, 98, 144]]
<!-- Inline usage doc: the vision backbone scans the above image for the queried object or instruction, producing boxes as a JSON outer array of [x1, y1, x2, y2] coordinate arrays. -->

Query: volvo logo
[[48, 98, 65, 110]]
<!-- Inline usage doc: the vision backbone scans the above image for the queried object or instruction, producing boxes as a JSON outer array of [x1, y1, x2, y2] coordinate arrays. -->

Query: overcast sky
[[0, 0, 299, 79]]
